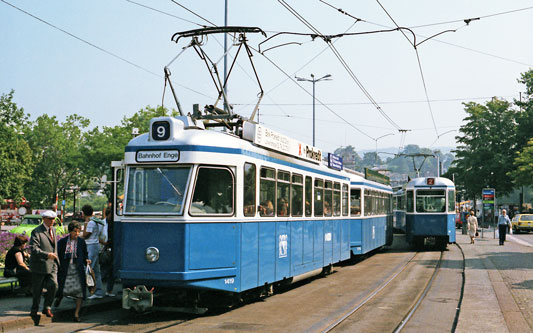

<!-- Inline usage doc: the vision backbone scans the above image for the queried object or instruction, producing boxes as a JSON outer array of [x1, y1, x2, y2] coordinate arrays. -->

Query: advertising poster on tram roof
[[243, 122, 322, 164]]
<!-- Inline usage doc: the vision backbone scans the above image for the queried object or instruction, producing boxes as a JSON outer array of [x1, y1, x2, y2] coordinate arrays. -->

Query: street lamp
[[374, 133, 395, 166], [295, 74, 332, 146]]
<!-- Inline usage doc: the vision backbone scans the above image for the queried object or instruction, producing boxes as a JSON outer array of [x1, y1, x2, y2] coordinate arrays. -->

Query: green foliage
[[24, 114, 91, 207], [334, 145, 361, 170], [446, 98, 517, 198], [0, 91, 33, 202], [509, 139, 533, 186]]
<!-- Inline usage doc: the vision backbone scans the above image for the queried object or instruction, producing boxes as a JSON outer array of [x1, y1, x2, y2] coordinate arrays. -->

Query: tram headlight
[[145, 247, 160, 263]]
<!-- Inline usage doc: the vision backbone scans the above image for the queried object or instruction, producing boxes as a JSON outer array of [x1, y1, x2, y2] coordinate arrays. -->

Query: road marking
[[507, 235, 533, 247]]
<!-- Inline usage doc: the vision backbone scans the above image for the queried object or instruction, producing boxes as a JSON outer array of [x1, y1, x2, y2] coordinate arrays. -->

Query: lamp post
[[295, 74, 332, 146], [374, 133, 394, 166]]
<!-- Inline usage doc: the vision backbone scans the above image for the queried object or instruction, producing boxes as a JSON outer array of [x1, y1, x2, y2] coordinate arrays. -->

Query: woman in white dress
[[467, 210, 478, 244]]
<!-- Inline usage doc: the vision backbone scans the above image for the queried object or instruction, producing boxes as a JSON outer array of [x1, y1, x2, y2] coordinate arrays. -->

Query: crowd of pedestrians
[[2, 203, 115, 325]]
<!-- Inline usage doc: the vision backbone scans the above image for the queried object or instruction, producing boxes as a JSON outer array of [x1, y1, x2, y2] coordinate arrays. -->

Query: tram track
[[323, 243, 466, 333]]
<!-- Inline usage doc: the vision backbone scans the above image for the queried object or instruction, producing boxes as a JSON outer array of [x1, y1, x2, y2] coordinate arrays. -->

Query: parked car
[[9, 214, 67, 236], [511, 214, 533, 234]]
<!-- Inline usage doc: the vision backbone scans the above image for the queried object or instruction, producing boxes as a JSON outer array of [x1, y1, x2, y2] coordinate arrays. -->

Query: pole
[[312, 79, 316, 146], [223, 0, 228, 112]]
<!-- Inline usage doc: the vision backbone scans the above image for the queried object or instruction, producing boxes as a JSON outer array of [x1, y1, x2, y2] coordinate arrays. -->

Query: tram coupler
[[123, 285, 153, 312]]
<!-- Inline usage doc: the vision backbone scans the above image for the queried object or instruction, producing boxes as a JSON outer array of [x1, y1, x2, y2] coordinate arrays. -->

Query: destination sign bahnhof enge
[[136, 150, 180, 162]]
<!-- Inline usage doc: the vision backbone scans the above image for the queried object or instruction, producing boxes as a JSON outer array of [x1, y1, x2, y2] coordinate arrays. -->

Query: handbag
[[475, 231, 479, 237], [99, 248, 112, 266], [3, 268, 16, 278], [85, 265, 96, 294]]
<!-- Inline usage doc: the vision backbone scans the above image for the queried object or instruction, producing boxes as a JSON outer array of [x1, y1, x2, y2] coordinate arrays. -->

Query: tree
[[333, 145, 362, 171], [82, 105, 178, 200], [0, 91, 33, 202], [510, 69, 533, 186], [24, 114, 90, 207], [446, 98, 517, 200], [509, 138, 533, 186]]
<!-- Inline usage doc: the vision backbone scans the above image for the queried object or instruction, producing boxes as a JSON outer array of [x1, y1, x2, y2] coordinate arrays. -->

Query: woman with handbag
[[4, 235, 32, 294], [467, 210, 478, 244], [55, 222, 91, 322]]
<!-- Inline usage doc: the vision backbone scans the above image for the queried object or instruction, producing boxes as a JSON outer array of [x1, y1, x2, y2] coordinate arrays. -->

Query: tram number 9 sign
[[152, 121, 170, 141]]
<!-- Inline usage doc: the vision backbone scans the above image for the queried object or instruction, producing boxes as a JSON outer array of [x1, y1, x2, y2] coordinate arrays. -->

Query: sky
[[1, 0, 532, 155]]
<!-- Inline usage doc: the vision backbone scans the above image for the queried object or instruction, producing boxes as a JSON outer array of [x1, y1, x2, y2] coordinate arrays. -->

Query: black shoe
[[30, 313, 40, 326], [74, 315, 81, 322]]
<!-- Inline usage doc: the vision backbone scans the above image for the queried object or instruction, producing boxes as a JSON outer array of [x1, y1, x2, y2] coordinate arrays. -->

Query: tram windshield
[[415, 189, 446, 213], [125, 166, 191, 214]]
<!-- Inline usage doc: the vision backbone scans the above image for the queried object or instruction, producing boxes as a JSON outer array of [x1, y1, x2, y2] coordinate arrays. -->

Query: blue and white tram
[[112, 116, 392, 311], [393, 187, 406, 233], [404, 177, 456, 249]]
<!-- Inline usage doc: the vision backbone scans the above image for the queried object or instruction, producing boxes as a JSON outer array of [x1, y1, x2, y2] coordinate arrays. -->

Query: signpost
[[482, 188, 496, 237]]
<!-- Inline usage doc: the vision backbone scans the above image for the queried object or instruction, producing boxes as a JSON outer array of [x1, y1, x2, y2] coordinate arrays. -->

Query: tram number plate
[[224, 278, 235, 285]]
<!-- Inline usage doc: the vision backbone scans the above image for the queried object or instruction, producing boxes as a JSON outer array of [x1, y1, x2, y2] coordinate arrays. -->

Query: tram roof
[[123, 116, 391, 190], [405, 177, 455, 189]]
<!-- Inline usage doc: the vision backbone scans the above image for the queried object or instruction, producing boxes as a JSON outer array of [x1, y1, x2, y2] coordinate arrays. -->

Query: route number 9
[[152, 121, 170, 141]]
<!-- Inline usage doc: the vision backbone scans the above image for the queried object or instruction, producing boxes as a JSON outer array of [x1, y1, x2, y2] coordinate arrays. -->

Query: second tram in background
[[403, 177, 456, 249]]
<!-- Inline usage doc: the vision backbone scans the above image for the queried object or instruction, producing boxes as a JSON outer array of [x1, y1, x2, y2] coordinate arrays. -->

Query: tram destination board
[[136, 150, 180, 163]]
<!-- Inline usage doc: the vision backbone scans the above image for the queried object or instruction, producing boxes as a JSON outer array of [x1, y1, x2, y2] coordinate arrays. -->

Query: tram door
[[111, 161, 124, 277]]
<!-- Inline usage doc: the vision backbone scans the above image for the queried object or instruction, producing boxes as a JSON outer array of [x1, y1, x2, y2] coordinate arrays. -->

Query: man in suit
[[29, 210, 59, 324]]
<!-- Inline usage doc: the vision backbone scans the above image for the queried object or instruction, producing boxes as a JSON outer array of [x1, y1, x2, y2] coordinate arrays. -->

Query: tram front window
[[415, 189, 446, 213], [125, 166, 191, 214]]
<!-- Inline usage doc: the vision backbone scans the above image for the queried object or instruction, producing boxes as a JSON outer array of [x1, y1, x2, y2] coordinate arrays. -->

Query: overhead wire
[[278, 0, 403, 132], [169, 0, 375, 140], [236, 20, 358, 115], [0, 0, 215, 100], [125, 0, 205, 27], [408, 6, 533, 29], [374, 0, 441, 137], [233, 94, 519, 106], [317, 0, 533, 68]]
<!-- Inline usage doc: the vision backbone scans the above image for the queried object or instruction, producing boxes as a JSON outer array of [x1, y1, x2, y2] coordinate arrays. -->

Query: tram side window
[[342, 184, 349, 216], [305, 176, 312, 216], [364, 190, 371, 216], [333, 182, 341, 216], [243, 163, 256, 217], [277, 171, 290, 216], [190, 167, 234, 215], [447, 190, 455, 212], [324, 181, 333, 217], [291, 174, 303, 217], [387, 194, 392, 214], [350, 188, 361, 216], [406, 190, 414, 213], [314, 179, 324, 216], [259, 167, 276, 217]]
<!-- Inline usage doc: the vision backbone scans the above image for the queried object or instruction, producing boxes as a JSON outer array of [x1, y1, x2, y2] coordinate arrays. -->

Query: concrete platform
[[0, 284, 121, 331]]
